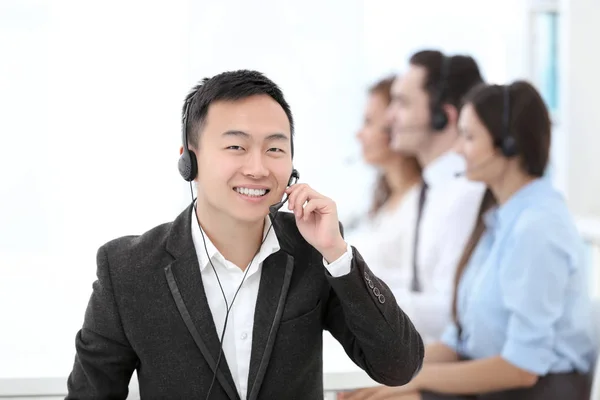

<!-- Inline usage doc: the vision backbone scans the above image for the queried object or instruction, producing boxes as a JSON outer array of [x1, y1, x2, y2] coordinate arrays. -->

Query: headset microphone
[[454, 155, 497, 178], [269, 198, 289, 215], [269, 169, 300, 215]]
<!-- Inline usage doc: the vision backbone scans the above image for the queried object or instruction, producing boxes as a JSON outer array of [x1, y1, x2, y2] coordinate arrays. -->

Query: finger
[[342, 387, 380, 400], [368, 387, 401, 400], [287, 184, 325, 209], [287, 183, 309, 209], [301, 198, 329, 221], [291, 186, 312, 218]]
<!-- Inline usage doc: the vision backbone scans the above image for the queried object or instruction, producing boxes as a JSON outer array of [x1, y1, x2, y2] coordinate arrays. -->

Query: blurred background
[[1, 0, 599, 396]]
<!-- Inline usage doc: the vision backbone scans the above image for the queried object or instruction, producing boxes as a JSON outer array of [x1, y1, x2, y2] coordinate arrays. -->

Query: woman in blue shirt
[[340, 81, 596, 400]]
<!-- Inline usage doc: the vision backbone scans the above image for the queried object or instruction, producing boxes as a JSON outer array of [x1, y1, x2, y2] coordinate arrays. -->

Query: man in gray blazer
[[66, 70, 424, 400]]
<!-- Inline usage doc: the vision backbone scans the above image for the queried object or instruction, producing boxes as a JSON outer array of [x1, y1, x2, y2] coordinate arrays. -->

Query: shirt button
[[241, 332, 248, 340]]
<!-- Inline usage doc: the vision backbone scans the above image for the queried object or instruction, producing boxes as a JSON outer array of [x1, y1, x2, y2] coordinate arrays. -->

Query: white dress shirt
[[345, 184, 419, 303], [396, 151, 485, 343], [190, 210, 353, 400]]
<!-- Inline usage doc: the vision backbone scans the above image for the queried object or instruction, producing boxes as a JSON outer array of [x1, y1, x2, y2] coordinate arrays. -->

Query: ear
[[443, 104, 459, 126]]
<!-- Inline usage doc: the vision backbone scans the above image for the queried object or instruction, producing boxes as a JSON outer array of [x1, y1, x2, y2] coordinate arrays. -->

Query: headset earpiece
[[501, 136, 517, 158], [178, 98, 198, 181], [431, 109, 448, 131], [178, 150, 198, 182], [431, 55, 451, 132], [288, 169, 299, 186]]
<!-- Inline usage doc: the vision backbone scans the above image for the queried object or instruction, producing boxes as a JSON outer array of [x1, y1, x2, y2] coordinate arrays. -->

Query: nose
[[385, 105, 396, 126], [242, 151, 269, 179], [356, 127, 364, 141]]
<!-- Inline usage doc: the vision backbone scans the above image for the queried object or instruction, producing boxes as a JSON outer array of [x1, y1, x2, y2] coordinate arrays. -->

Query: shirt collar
[[190, 210, 281, 271], [422, 151, 465, 187]]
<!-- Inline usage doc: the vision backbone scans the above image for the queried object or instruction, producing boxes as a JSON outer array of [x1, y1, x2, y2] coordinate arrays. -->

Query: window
[[529, 4, 560, 116]]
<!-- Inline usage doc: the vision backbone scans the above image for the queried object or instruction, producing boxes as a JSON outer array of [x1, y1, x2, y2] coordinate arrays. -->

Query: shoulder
[[506, 196, 583, 264], [98, 219, 174, 273], [512, 203, 578, 241], [512, 185, 577, 235]]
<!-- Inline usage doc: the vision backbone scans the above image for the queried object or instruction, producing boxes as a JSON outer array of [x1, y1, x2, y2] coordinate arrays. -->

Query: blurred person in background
[[348, 75, 422, 300], [382, 50, 486, 343], [342, 81, 596, 400]]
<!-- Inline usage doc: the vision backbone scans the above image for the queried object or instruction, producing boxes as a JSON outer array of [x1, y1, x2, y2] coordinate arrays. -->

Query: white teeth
[[235, 187, 268, 197]]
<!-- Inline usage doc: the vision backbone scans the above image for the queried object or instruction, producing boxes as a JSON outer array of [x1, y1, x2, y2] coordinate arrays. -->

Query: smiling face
[[387, 67, 432, 155], [356, 93, 395, 166], [456, 103, 503, 183], [194, 94, 293, 224]]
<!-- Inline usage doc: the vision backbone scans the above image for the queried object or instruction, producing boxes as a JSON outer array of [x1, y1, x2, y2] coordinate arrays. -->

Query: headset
[[430, 55, 451, 131], [178, 93, 298, 399], [178, 99, 198, 182], [500, 84, 518, 157]]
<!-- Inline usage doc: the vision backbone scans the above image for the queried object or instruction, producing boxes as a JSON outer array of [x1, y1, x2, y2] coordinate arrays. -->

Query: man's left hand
[[286, 183, 346, 263]]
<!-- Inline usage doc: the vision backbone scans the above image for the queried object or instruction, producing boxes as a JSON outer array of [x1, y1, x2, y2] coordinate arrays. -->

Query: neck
[[489, 166, 536, 205], [381, 157, 421, 209], [195, 196, 265, 270], [417, 127, 458, 167], [383, 157, 420, 193]]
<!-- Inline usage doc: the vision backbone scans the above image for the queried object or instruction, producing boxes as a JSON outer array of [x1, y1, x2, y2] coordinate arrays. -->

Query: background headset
[[500, 84, 518, 157], [178, 92, 298, 399], [430, 54, 451, 131]]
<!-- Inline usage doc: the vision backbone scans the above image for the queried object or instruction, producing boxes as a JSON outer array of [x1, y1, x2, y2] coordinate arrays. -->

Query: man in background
[[386, 50, 486, 343]]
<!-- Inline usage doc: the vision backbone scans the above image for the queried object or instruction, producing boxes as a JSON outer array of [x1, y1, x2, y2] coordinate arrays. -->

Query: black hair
[[409, 50, 484, 114], [183, 69, 295, 155]]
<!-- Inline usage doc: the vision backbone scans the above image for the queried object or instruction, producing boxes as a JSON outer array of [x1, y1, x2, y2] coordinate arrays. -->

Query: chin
[[391, 140, 417, 155], [466, 172, 485, 183], [363, 155, 380, 166], [231, 209, 269, 224], [394, 145, 417, 156], [231, 192, 274, 218]]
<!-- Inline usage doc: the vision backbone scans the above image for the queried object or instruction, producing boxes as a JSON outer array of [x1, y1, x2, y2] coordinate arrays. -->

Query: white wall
[[0, 0, 556, 385], [0, 0, 190, 379], [559, 0, 600, 219], [363, 0, 531, 84]]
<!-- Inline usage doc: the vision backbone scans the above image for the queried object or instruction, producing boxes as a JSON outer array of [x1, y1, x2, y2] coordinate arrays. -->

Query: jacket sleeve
[[323, 234, 424, 386], [66, 245, 138, 399]]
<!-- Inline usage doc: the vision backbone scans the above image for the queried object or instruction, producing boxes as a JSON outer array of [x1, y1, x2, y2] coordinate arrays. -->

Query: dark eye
[[226, 145, 244, 150], [268, 148, 284, 153]]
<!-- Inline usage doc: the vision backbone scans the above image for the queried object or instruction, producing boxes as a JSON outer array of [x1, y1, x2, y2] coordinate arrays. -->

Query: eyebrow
[[222, 130, 290, 141], [392, 93, 408, 102]]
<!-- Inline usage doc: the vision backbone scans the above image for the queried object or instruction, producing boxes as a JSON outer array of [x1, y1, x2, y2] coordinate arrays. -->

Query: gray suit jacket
[[66, 205, 424, 399]]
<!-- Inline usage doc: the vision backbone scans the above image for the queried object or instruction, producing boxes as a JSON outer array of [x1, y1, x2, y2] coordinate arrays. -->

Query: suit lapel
[[164, 205, 239, 400], [246, 251, 294, 400]]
